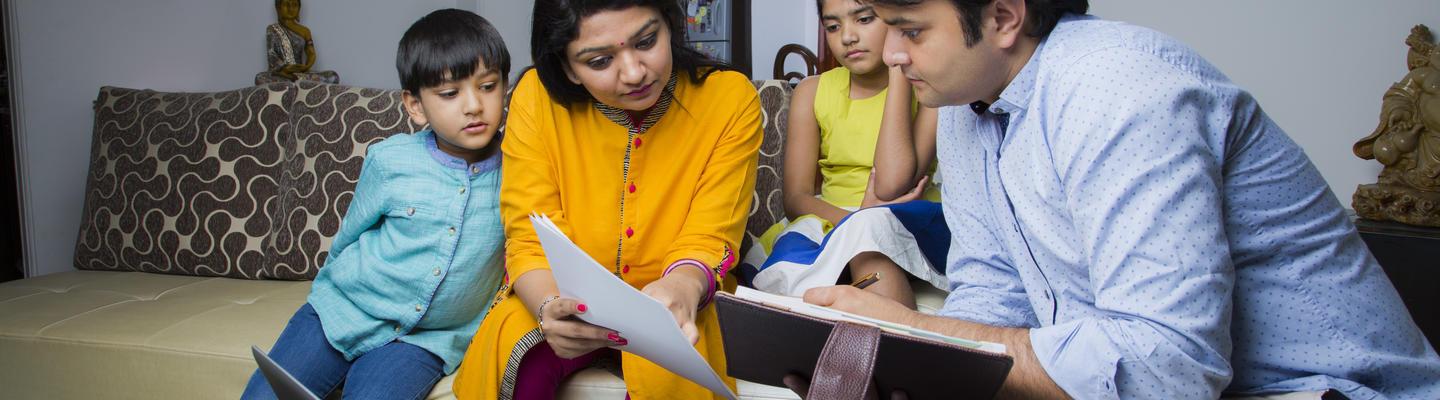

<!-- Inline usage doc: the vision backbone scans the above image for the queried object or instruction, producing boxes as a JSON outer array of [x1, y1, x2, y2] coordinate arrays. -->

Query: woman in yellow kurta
[[451, 0, 760, 399]]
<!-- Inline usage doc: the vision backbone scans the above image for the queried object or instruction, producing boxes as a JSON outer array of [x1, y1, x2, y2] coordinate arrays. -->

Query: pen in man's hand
[[851, 272, 881, 290]]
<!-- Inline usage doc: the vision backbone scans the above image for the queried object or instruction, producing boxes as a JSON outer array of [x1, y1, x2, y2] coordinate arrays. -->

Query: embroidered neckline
[[593, 72, 679, 135]]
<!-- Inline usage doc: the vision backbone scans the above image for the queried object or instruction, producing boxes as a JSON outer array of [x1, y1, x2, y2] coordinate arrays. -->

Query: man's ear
[[988, 0, 1027, 49], [402, 90, 428, 126]]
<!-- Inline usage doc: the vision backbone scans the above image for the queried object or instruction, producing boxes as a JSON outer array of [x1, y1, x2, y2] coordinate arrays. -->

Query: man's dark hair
[[530, 0, 739, 106], [868, 0, 1088, 46], [396, 9, 512, 95]]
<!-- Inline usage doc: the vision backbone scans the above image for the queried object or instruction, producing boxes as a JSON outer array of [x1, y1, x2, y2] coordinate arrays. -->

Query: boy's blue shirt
[[308, 129, 504, 374]]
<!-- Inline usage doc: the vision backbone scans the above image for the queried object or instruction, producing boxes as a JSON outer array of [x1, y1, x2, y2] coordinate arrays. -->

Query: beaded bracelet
[[536, 295, 561, 335]]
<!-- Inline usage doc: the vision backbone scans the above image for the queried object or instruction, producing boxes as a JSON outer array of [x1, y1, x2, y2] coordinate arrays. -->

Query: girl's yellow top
[[452, 68, 761, 400], [814, 67, 939, 207]]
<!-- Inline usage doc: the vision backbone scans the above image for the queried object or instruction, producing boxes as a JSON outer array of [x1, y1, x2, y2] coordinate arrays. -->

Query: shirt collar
[[988, 28, 1051, 116], [423, 129, 501, 176]]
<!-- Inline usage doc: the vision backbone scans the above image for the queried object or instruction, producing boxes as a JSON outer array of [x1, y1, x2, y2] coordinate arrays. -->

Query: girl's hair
[[531, 0, 739, 106]]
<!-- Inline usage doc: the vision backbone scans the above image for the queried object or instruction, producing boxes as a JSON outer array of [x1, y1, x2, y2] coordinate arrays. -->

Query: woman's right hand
[[538, 296, 628, 359]]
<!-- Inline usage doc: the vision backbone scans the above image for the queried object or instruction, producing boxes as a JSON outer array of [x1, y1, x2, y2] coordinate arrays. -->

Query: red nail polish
[[607, 333, 619, 341], [577, 303, 588, 313], [616, 339, 628, 346]]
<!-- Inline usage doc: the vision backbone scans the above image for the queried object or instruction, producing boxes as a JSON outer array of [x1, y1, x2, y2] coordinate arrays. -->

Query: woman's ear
[[563, 63, 582, 85], [401, 91, 429, 126]]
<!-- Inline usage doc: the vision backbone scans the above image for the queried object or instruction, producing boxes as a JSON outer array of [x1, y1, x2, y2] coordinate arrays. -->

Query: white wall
[[7, 0, 463, 277], [477, 0, 536, 80], [751, 0, 818, 79], [1089, 2, 1440, 211]]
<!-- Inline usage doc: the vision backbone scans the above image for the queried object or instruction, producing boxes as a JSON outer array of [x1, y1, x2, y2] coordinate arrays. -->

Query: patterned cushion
[[744, 80, 793, 255], [74, 84, 297, 278], [264, 81, 423, 280]]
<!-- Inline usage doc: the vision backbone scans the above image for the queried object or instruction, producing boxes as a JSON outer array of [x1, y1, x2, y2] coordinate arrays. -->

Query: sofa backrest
[[75, 80, 791, 281], [265, 81, 423, 280], [74, 82, 420, 280], [743, 80, 792, 257]]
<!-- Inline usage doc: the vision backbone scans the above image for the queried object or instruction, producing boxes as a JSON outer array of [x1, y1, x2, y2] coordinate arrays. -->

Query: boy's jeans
[[240, 303, 445, 400]]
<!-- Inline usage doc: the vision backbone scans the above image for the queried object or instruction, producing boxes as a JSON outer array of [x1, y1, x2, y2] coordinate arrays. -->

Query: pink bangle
[[664, 260, 717, 309]]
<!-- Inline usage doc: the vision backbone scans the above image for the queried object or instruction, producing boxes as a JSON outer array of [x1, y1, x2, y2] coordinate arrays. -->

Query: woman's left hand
[[641, 269, 708, 345]]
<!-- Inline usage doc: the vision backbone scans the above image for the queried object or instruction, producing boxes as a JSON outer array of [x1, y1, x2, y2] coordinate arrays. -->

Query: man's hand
[[641, 270, 707, 345], [802, 285, 921, 326]]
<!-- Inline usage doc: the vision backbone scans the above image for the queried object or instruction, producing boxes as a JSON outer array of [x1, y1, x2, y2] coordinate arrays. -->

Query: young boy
[[241, 9, 511, 400]]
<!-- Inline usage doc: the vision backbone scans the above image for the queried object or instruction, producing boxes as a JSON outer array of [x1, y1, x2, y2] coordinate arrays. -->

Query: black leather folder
[[716, 291, 1014, 399]]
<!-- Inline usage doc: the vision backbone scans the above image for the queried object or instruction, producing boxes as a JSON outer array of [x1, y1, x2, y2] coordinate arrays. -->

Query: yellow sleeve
[[662, 75, 762, 278], [500, 72, 565, 282]]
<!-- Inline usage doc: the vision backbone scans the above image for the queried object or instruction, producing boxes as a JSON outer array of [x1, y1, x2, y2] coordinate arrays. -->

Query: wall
[[1084, 2, 1440, 212], [6, 0, 463, 277], [477, 0, 536, 80], [750, 0, 818, 79]]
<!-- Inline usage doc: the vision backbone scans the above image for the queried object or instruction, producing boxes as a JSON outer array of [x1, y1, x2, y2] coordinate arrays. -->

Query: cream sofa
[[0, 80, 948, 399]]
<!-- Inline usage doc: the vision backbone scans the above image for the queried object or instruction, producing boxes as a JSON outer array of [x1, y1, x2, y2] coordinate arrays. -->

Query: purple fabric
[[511, 342, 616, 400]]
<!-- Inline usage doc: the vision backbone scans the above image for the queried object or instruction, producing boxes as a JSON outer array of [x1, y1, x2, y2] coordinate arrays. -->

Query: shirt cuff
[[1030, 319, 1122, 399]]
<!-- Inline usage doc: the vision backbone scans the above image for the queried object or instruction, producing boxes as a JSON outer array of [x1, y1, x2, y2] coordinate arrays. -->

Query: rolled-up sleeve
[[1029, 50, 1237, 399], [662, 85, 762, 275]]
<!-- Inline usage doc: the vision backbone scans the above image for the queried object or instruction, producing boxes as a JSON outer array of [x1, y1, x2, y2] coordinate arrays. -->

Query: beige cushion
[[73, 85, 299, 280], [0, 271, 307, 399]]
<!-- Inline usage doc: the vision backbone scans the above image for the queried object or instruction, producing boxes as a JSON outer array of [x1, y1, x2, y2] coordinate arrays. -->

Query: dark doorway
[[1, 6, 23, 283]]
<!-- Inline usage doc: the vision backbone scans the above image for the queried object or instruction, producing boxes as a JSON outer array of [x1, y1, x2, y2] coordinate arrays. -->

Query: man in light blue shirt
[[799, 0, 1440, 398]]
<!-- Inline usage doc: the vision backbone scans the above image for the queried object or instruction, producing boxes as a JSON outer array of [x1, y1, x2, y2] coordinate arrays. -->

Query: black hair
[[396, 9, 512, 95], [866, 0, 1087, 46], [531, 0, 739, 106]]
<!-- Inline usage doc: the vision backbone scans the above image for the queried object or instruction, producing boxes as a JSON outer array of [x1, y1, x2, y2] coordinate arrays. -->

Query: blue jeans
[[241, 303, 445, 400]]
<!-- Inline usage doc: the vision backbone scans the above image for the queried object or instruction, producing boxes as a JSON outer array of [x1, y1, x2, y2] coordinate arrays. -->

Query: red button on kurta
[[628, 183, 636, 193], [634, 138, 642, 148], [622, 265, 631, 274], [625, 227, 634, 238]]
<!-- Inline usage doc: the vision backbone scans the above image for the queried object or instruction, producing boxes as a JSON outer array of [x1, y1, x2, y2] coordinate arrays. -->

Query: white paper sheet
[[530, 213, 737, 400], [733, 286, 1008, 354]]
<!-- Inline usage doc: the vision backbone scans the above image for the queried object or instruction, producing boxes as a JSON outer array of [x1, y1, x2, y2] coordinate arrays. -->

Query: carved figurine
[[1354, 25, 1440, 227], [255, 0, 339, 85]]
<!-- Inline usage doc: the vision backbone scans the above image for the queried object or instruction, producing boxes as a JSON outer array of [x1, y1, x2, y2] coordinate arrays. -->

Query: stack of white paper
[[529, 213, 737, 400], [732, 286, 1008, 354]]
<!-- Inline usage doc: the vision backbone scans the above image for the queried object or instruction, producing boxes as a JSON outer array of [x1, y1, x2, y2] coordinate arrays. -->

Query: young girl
[[241, 10, 511, 399], [451, 0, 759, 399], [741, 0, 948, 309]]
